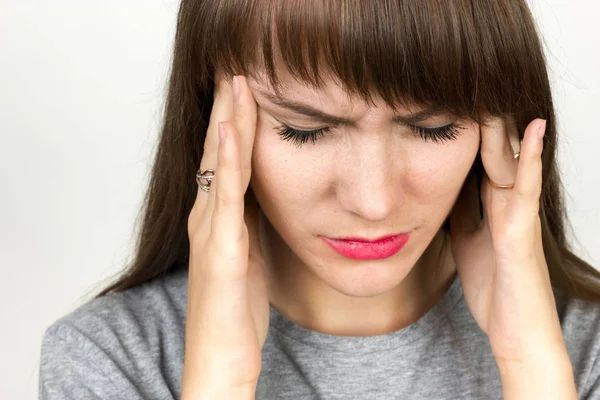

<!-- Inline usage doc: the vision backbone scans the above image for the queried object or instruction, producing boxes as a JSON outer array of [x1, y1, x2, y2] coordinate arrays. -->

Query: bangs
[[200, 0, 546, 124]]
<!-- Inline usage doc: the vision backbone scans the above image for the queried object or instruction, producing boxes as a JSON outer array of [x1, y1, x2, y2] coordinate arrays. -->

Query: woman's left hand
[[449, 116, 567, 365]]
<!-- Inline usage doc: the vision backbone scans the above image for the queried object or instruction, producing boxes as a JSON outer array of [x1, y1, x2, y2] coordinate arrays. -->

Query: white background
[[1, 1, 599, 399]]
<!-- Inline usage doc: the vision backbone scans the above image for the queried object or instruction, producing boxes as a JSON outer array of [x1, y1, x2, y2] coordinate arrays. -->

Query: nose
[[336, 138, 402, 221]]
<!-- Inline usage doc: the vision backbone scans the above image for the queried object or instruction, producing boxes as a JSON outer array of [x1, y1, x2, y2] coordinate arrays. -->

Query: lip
[[320, 233, 411, 260]]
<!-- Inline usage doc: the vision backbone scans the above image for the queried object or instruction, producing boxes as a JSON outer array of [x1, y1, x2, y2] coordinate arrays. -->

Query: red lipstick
[[320, 233, 410, 260]]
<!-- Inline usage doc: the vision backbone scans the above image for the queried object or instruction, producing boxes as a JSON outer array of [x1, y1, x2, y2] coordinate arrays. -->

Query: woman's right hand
[[181, 74, 270, 398]]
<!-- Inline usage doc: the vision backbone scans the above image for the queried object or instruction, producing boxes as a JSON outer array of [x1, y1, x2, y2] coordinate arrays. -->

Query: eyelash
[[274, 121, 464, 148]]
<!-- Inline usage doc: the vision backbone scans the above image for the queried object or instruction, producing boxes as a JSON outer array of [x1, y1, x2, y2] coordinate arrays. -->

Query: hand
[[181, 74, 269, 396], [449, 116, 567, 364]]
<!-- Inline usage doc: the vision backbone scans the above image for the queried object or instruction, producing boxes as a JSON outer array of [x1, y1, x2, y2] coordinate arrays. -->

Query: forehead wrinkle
[[253, 87, 446, 127], [255, 88, 357, 127]]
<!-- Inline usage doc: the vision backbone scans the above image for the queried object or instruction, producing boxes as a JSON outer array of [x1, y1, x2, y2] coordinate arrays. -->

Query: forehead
[[249, 75, 353, 109], [247, 70, 422, 116]]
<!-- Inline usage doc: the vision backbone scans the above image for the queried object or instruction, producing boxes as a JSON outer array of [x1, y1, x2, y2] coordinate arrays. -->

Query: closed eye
[[273, 122, 332, 147], [273, 120, 465, 148]]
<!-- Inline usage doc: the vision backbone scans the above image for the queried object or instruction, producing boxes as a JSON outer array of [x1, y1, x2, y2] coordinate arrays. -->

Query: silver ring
[[196, 169, 215, 192]]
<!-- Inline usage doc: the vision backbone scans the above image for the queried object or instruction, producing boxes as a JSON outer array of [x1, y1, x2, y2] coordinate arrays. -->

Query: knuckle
[[216, 236, 245, 259], [211, 207, 247, 240], [208, 232, 248, 269]]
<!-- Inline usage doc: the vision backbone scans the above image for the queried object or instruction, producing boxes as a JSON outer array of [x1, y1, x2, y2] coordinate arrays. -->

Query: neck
[[259, 211, 457, 337]]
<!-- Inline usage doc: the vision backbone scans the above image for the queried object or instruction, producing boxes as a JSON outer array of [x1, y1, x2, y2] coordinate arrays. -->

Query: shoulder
[[555, 287, 600, 343], [44, 266, 188, 345], [554, 288, 600, 398], [39, 267, 189, 399]]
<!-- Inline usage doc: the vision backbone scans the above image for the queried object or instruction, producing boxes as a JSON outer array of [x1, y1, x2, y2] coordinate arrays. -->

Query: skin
[[245, 69, 480, 336], [184, 72, 577, 396]]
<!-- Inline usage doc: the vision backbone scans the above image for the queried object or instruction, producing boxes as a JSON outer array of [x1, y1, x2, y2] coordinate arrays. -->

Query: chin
[[311, 254, 416, 298]]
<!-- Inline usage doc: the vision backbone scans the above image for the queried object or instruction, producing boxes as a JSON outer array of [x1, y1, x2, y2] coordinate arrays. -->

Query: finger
[[509, 119, 546, 219], [480, 116, 520, 192], [231, 75, 258, 190], [198, 72, 235, 215], [201, 70, 234, 174], [211, 122, 246, 249], [200, 77, 236, 227], [204, 75, 258, 218], [189, 72, 233, 233]]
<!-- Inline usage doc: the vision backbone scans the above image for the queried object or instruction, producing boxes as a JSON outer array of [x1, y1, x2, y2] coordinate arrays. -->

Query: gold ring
[[488, 151, 520, 189], [488, 180, 515, 189]]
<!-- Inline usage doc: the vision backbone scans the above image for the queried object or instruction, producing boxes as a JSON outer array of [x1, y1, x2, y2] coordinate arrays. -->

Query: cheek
[[249, 116, 319, 220], [405, 129, 479, 204], [250, 114, 480, 220]]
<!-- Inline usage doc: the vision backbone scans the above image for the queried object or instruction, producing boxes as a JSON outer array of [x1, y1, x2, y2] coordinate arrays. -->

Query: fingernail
[[233, 76, 240, 101], [538, 119, 547, 139]]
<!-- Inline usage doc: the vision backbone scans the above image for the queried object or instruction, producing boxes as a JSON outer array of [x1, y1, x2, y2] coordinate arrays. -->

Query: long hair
[[94, 0, 600, 304]]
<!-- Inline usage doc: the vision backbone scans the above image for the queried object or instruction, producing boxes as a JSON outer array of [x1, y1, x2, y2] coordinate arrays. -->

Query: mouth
[[319, 233, 411, 260]]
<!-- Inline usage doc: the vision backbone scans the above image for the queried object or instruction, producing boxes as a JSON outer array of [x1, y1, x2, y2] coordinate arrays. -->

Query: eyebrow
[[256, 89, 446, 126]]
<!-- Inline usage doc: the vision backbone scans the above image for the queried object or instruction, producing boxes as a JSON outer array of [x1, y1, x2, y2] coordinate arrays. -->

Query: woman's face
[[246, 72, 481, 298]]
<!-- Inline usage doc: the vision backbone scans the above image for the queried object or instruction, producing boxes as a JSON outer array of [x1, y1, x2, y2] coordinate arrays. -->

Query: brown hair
[[94, 0, 600, 307]]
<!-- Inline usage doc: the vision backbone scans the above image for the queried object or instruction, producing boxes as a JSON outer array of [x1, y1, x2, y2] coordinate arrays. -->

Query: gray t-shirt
[[39, 266, 600, 399]]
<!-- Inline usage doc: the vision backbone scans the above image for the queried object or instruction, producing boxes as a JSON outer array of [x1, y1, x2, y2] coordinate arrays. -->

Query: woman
[[39, 0, 600, 399]]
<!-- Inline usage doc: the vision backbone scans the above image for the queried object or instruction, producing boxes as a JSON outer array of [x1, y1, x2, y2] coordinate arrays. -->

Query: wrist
[[496, 351, 577, 400], [181, 353, 259, 399], [491, 331, 569, 367], [181, 383, 256, 400]]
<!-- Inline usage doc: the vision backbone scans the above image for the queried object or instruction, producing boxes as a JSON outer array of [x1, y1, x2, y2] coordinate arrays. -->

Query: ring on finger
[[488, 151, 520, 189], [196, 169, 215, 192]]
